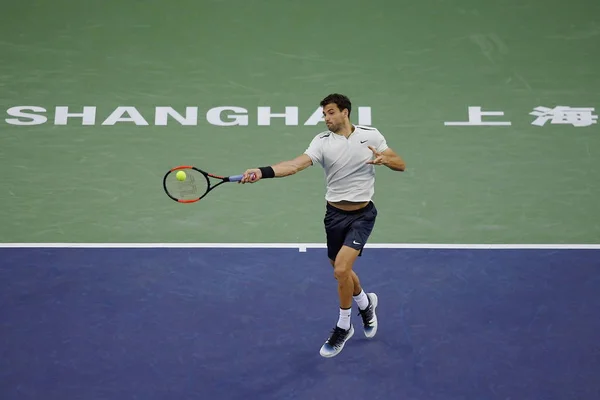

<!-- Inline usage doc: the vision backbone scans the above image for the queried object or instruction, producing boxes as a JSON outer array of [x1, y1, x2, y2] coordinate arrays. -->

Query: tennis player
[[240, 93, 406, 358]]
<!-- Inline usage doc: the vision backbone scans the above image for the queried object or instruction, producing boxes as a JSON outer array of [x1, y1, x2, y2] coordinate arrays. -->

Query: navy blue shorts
[[324, 201, 378, 261]]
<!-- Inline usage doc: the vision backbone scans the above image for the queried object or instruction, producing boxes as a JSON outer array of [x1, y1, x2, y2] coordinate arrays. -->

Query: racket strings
[[165, 169, 208, 201]]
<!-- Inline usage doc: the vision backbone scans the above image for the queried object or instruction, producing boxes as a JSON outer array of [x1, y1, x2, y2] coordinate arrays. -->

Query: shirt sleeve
[[304, 135, 324, 167], [375, 129, 389, 153]]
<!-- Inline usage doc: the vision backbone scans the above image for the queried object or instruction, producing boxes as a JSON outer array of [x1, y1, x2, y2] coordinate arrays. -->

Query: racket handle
[[229, 172, 256, 182]]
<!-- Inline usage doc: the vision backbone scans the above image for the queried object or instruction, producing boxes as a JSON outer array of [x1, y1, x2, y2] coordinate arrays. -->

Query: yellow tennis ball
[[176, 171, 186, 181]]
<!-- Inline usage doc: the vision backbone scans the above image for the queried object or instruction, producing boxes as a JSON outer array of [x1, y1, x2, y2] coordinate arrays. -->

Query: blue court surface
[[1, 245, 599, 400]]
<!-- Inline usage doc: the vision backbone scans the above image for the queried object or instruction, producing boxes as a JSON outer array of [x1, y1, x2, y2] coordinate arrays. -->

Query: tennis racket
[[163, 166, 253, 203]]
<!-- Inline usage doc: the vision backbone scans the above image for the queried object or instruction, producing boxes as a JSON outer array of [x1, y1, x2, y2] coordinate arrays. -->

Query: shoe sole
[[364, 293, 378, 339], [319, 325, 355, 358]]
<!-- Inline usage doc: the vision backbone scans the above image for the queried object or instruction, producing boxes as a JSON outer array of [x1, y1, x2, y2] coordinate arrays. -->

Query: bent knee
[[333, 259, 352, 280], [334, 267, 351, 281]]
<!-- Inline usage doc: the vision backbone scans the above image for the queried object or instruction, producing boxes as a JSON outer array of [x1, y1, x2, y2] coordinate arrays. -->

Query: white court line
[[0, 243, 599, 250]]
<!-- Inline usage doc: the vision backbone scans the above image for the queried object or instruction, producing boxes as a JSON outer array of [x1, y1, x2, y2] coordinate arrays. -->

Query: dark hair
[[320, 93, 351, 117]]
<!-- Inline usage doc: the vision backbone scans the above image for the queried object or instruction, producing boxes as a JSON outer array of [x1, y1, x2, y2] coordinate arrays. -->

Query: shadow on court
[[1, 248, 599, 400]]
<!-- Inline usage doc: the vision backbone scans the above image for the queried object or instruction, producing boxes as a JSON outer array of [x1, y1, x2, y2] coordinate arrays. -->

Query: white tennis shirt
[[304, 124, 389, 202]]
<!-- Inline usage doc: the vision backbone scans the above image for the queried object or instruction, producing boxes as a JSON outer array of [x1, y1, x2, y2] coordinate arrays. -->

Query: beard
[[327, 122, 340, 132]]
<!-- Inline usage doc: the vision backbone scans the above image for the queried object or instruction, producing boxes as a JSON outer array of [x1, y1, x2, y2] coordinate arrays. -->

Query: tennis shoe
[[358, 292, 378, 338], [319, 324, 354, 358]]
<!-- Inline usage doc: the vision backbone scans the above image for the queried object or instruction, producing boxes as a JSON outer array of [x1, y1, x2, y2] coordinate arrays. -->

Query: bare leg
[[329, 258, 362, 296], [319, 246, 373, 357], [332, 246, 362, 309]]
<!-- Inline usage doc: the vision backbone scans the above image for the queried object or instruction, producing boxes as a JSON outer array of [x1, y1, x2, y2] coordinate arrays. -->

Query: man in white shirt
[[240, 93, 406, 358]]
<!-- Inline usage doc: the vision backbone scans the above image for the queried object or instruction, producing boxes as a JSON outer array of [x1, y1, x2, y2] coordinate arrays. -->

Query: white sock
[[353, 290, 369, 310], [337, 307, 351, 330]]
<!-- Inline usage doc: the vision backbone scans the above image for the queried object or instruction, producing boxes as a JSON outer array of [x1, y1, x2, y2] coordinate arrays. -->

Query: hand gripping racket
[[163, 166, 253, 203]]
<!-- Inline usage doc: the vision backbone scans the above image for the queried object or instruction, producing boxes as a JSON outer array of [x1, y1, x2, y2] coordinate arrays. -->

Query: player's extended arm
[[270, 154, 313, 177], [240, 154, 313, 183], [367, 146, 406, 171]]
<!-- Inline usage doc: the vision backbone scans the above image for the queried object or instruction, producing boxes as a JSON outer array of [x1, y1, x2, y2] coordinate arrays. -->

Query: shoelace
[[328, 327, 348, 347], [358, 306, 373, 324]]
